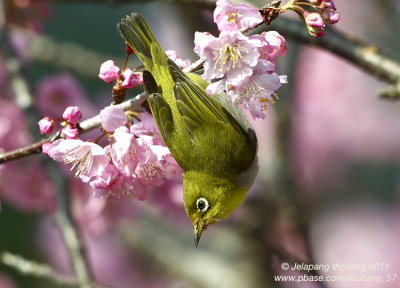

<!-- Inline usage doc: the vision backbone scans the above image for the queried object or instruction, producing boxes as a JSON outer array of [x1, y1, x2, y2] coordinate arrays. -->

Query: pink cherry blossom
[[194, 30, 260, 87], [133, 136, 183, 187], [38, 116, 55, 134], [250, 31, 287, 62], [62, 125, 79, 139], [134, 141, 167, 187], [109, 126, 140, 177], [130, 112, 165, 145], [91, 165, 148, 200], [214, 0, 263, 32], [165, 50, 191, 69], [48, 139, 108, 179], [89, 163, 125, 196], [99, 105, 127, 132], [162, 154, 184, 179], [98, 60, 120, 84], [228, 60, 287, 119], [121, 69, 138, 88], [206, 78, 227, 96], [262, 31, 287, 59], [62, 106, 82, 125]]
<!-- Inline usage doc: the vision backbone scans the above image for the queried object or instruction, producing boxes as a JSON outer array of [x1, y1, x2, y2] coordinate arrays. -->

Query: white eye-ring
[[196, 197, 210, 213]]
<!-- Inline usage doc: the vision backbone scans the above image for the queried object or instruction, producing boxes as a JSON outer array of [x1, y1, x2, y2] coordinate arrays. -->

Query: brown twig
[[254, 17, 400, 98], [0, 93, 146, 164]]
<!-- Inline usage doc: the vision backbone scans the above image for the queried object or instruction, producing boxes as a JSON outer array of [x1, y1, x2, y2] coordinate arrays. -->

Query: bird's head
[[183, 171, 248, 247]]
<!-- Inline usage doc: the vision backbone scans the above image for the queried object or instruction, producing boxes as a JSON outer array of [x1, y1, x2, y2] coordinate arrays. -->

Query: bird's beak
[[194, 224, 203, 248]]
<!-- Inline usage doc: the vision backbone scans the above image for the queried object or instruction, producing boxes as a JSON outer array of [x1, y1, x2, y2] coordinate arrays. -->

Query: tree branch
[[0, 251, 78, 287], [256, 17, 400, 98], [2, 3, 400, 165], [47, 162, 115, 288], [0, 93, 146, 164], [0, 251, 111, 288]]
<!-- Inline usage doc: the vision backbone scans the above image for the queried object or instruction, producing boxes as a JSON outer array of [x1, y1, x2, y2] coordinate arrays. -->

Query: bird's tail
[[117, 13, 165, 69]]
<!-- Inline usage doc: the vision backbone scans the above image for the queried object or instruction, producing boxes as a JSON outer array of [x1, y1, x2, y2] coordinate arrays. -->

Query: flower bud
[[63, 106, 82, 125], [38, 116, 55, 134], [98, 60, 120, 84], [121, 69, 139, 88], [125, 43, 135, 55], [304, 11, 325, 28]]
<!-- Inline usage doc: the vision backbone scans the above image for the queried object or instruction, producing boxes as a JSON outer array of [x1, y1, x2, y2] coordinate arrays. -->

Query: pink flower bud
[[38, 116, 55, 134], [121, 69, 138, 88], [62, 125, 79, 139], [62, 106, 82, 125], [304, 11, 325, 28], [322, 8, 340, 24], [125, 43, 135, 55], [98, 60, 120, 84]]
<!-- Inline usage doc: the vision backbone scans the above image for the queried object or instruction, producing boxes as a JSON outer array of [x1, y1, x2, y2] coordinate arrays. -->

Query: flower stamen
[[214, 44, 244, 72], [63, 146, 93, 177]]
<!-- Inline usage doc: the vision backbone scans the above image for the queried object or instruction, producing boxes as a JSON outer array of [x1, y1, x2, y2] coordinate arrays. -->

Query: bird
[[117, 13, 258, 246]]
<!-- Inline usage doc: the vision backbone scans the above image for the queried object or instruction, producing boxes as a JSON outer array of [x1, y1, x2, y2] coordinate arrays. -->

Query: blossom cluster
[[38, 105, 82, 140], [43, 106, 182, 199], [194, 0, 288, 119], [285, 0, 340, 37], [37, 49, 190, 200], [98, 60, 142, 88]]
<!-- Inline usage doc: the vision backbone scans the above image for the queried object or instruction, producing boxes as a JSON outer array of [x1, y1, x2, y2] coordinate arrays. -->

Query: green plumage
[[117, 13, 258, 245]]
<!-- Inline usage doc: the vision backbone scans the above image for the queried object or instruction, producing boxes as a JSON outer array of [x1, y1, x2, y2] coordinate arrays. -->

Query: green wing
[[168, 60, 236, 130], [168, 60, 245, 135], [143, 70, 174, 140]]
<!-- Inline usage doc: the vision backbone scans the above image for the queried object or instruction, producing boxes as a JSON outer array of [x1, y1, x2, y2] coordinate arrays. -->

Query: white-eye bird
[[117, 13, 258, 246]]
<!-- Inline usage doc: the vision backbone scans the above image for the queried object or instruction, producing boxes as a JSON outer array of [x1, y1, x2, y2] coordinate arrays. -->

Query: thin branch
[[0, 251, 112, 288], [0, 5, 106, 287], [0, 251, 78, 287], [48, 162, 115, 288], [0, 93, 146, 164], [256, 17, 400, 98], [41, 0, 400, 98], [2, 6, 400, 164]]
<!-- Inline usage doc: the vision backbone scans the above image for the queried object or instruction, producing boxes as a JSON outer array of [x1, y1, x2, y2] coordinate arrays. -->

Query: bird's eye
[[196, 197, 209, 213]]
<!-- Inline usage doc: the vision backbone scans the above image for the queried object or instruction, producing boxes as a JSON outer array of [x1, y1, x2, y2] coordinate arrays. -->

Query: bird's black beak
[[194, 224, 202, 248]]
